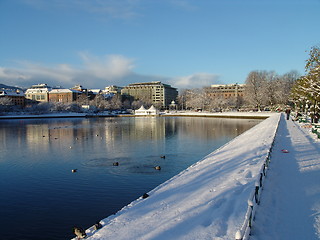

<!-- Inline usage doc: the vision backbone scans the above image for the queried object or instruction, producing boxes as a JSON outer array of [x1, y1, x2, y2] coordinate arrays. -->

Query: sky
[[0, 0, 319, 91]]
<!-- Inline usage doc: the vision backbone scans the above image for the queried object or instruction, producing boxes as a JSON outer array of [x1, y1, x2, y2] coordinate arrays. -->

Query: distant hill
[[0, 83, 25, 91]]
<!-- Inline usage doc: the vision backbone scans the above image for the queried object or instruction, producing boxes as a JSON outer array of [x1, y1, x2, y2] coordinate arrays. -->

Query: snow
[[250, 115, 320, 240], [75, 113, 320, 240], [163, 111, 274, 118]]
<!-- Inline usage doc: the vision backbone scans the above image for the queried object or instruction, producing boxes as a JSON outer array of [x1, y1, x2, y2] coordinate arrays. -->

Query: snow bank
[[162, 111, 274, 119], [73, 114, 281, 240]]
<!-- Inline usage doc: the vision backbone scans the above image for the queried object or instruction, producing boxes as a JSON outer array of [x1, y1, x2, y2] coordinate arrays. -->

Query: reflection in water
[[0, 117, 260, 155], [0, 116, 261, 240]]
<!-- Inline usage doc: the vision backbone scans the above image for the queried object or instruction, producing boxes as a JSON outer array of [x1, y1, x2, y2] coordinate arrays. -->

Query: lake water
[[0, 116, 261, 240]]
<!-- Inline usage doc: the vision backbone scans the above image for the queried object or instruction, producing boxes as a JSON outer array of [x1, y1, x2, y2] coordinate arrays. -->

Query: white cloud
[[79, 52, 134, 79], [0, 54, 221, 91], [170, 73, 221, 89], [0, 67, 30, 81], [0, 53, 135, 88]]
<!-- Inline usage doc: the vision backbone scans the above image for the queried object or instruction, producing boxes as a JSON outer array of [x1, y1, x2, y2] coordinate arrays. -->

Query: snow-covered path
[[251, 115, 320, 239], [76, 114, 281, 240]]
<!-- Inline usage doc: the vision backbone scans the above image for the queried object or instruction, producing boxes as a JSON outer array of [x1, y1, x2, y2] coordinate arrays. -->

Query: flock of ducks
[[71, 155, 166, 173], [44, 130, 167, 173], [68, 134, 166, 238], [47, 127, 167, 239], [71, 156, 166, 238]]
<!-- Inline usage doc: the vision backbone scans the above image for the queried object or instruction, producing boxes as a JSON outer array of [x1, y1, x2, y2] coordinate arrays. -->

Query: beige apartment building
[[205, 83, 245, 99], [121, 81, 178, 108], [25, 84, 52, 102]]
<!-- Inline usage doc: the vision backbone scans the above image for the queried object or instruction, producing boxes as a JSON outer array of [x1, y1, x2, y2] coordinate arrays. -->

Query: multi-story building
[[205, 83, 245, 99], [0, 90, 25, 106], [71, 84, 86, 92], [104, 85, 123, 94], [25, 84, 52, 102], [121, 81, 178, 108], [71, 85, 96, 101], [49, 89, 83, 103]]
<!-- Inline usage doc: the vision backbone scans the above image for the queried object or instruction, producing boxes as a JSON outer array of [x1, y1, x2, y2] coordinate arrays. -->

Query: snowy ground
[[73, 113, 291, 240], [250, 115, 320, 240], [163, 111, 274, 118]]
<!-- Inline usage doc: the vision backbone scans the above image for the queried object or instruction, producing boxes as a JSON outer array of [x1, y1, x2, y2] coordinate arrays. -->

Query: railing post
[[254, 182, 260, 204], [248, 199, 254, 229], [259, 173, 263, 187]]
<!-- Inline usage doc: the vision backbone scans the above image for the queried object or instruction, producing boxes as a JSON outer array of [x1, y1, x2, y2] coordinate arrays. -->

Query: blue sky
[[0, 0, 319, 90]]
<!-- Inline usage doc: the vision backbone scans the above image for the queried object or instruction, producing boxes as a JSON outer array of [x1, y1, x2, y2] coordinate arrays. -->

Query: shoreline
[[0, 111, 274, 120]]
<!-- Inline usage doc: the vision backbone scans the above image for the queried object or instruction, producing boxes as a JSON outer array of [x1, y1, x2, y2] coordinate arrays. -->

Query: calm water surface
[[0, 116, 261, 240]]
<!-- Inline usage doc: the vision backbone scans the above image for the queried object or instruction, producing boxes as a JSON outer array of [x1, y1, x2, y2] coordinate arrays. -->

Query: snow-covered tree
[[245, 70, 298, 110], [244, 71, 268, 110], [0, 97, 14, 113], [291, 46, 320, 116], [184, 88, 205, 110], [277, 70, 300, 105], [0, 97, 13, 106]]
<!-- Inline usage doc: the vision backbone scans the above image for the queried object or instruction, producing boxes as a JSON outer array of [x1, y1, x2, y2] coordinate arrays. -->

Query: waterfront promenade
[[250, 114, 320, 239]]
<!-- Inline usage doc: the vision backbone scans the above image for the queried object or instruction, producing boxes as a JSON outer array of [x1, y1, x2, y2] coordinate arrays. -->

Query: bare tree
[[109, 94, 123, 110], [184, 88, 205, 110], [77, 93, 89, 105], [277, 70, 300, 106], [210, 95, 228, 111], [0, 97, 13, 106], [177, 90, 187, 110], [244, 71, 268, 110], [131, 100, 145, 110], [0, 97, 14, 113], [92, 94, 108, 110]]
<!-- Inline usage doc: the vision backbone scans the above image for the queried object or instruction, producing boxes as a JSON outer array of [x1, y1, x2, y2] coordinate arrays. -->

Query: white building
[[135, 105, 159, 115], [25, 83, 52, 102]]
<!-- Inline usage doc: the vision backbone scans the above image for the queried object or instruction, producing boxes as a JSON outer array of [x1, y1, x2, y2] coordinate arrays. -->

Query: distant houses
[[49, 89, 83, 103], [3, 82, 180, 110], [21, 83, 176, 108], [1, 81, 249, 112]]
